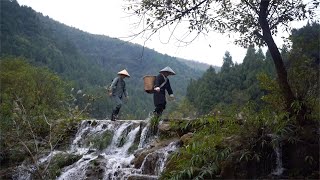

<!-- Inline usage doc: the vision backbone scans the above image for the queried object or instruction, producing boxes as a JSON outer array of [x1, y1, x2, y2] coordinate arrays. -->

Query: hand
[[122, 96, 129, 103], [169, 94, 175, 101], [154, 87, 160, 92], [108, 92, 112, 97]]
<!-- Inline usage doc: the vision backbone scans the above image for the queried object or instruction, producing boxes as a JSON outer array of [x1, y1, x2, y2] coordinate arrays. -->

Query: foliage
[[1, 0, 205, 119], [84, 130, 114, 150], [168, 98, 198, 119], [0, 58, 54, 177], [258, 23, 320, 124], [125, 0, 319, 127], [1, 1, 318, 178], [0, 57, 88, 179], [161, 23, 320, 179], [150, 116, 161, 135], [258, 73, 286, 112], [160, 105, 240, 179], [187, 47, 273, 114], [0, 58, 67, 148], [125, 0, 318, 47], [42, 153, 82, 179], [186, 22, 319, 121], [286, 23, 320, 122], [0, 57, 67, 119], [162, 101, 296, 179]]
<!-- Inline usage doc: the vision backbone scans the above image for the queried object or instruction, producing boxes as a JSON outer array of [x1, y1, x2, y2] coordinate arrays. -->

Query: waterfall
[[140, 141, 178, 176], [271, 142, 284, 176], [12, 164, 32, 180], [58, 154, 97, 180], [268, 134, 284, 176], [13, 119, 178, 180], [138, 115, 155, 149]]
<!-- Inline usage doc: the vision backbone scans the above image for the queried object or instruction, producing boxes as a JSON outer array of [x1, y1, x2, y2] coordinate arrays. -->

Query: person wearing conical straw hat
[[153, 66, 176, 118], [108, 69, 130, 121]]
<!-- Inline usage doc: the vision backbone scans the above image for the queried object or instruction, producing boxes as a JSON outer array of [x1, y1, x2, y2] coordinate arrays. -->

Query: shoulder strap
[[115, 77, 119, 86], [159, 74, 167, 88], [109, 77, 119, 89]]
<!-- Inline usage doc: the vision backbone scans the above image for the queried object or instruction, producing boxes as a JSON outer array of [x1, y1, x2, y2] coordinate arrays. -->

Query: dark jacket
[[153, 73, 173, 106]]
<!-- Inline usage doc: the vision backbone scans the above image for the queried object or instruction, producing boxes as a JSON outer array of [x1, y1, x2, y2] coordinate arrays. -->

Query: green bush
[[0, 57, 69, 167]]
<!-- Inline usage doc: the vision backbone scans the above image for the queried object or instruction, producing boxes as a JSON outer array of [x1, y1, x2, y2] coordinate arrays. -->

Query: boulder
[[180, 132, 193, 145], [131, 138, 179, 169]]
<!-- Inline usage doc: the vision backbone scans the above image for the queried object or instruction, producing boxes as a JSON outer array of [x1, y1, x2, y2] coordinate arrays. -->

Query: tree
[[126, 0, 319, 119], [221, 51, 234, 72]]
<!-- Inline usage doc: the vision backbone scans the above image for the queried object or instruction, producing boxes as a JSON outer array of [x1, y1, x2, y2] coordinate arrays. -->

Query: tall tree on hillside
[[264, 50, 276, 76], [126, 0, 319, 119], [242, 45, 256, 65], [221, 51, 234, 72]]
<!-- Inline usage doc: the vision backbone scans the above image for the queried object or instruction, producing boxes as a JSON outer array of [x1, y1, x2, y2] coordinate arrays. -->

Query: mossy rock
[[93, 130, 113, 150], [85, 155, 106, 180], [43, 153, 82, 179], [128, 142, 139, 154], [117, 125, 137, 148], [84, 130, 113, 150]]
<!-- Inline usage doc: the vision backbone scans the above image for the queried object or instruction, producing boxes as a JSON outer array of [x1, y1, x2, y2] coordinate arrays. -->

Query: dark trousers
[[154, 103, 166, 117], [112, 95, 122, 115]]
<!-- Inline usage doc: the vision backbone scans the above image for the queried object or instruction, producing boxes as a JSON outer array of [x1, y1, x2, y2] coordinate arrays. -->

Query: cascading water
[[140, 141, 177, 176], [271, 141, 284, 176], [268, 134, 284, 176], [13, 119, 179, 180]]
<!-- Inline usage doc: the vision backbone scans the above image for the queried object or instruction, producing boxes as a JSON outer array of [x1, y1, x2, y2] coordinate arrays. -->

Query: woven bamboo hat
[[117, 69, 130, 77], [159, 66, 176, 75]]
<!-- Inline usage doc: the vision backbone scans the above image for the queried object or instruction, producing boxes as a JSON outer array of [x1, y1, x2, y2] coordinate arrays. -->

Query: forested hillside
[[186, 47, 276, 114], [163, 23, 319, 179], [185, 21, 319, 116], [1, 0, 319, 179], [176, 57, 217, 72], [0, 0, 206, 119]]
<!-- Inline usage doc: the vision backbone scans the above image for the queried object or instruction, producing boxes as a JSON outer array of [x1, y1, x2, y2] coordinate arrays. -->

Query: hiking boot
[[111, 113, 116, 121]]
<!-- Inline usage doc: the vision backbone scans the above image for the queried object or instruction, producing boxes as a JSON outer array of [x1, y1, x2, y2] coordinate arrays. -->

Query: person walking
[[108, 69, 130, 121], [153, 66, 175, 118]]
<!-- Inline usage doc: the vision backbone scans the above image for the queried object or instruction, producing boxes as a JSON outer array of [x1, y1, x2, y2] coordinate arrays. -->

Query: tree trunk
[[258, 0, 295, 112]]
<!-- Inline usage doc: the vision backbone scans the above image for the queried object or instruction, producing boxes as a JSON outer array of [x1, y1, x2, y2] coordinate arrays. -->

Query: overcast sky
[[16, 0, 311, 66]]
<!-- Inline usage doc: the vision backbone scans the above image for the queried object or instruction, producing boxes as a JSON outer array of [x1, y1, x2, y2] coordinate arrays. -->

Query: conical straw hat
[[159, 66, 176, 75], [118, 69, 130, 77]]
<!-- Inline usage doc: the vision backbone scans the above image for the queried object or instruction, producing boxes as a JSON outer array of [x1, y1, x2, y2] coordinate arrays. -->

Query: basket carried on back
[[143, 75, 156, 93]]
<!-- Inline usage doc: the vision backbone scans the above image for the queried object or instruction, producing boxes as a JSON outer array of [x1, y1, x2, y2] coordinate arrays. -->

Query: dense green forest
[[0, 0, 319, 179], [186, 47, 276, 115], [162, 23, 320, 179], [0, 1, 206, 173], [184, 23, 319, 117], [0, 0, 207, 120]]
